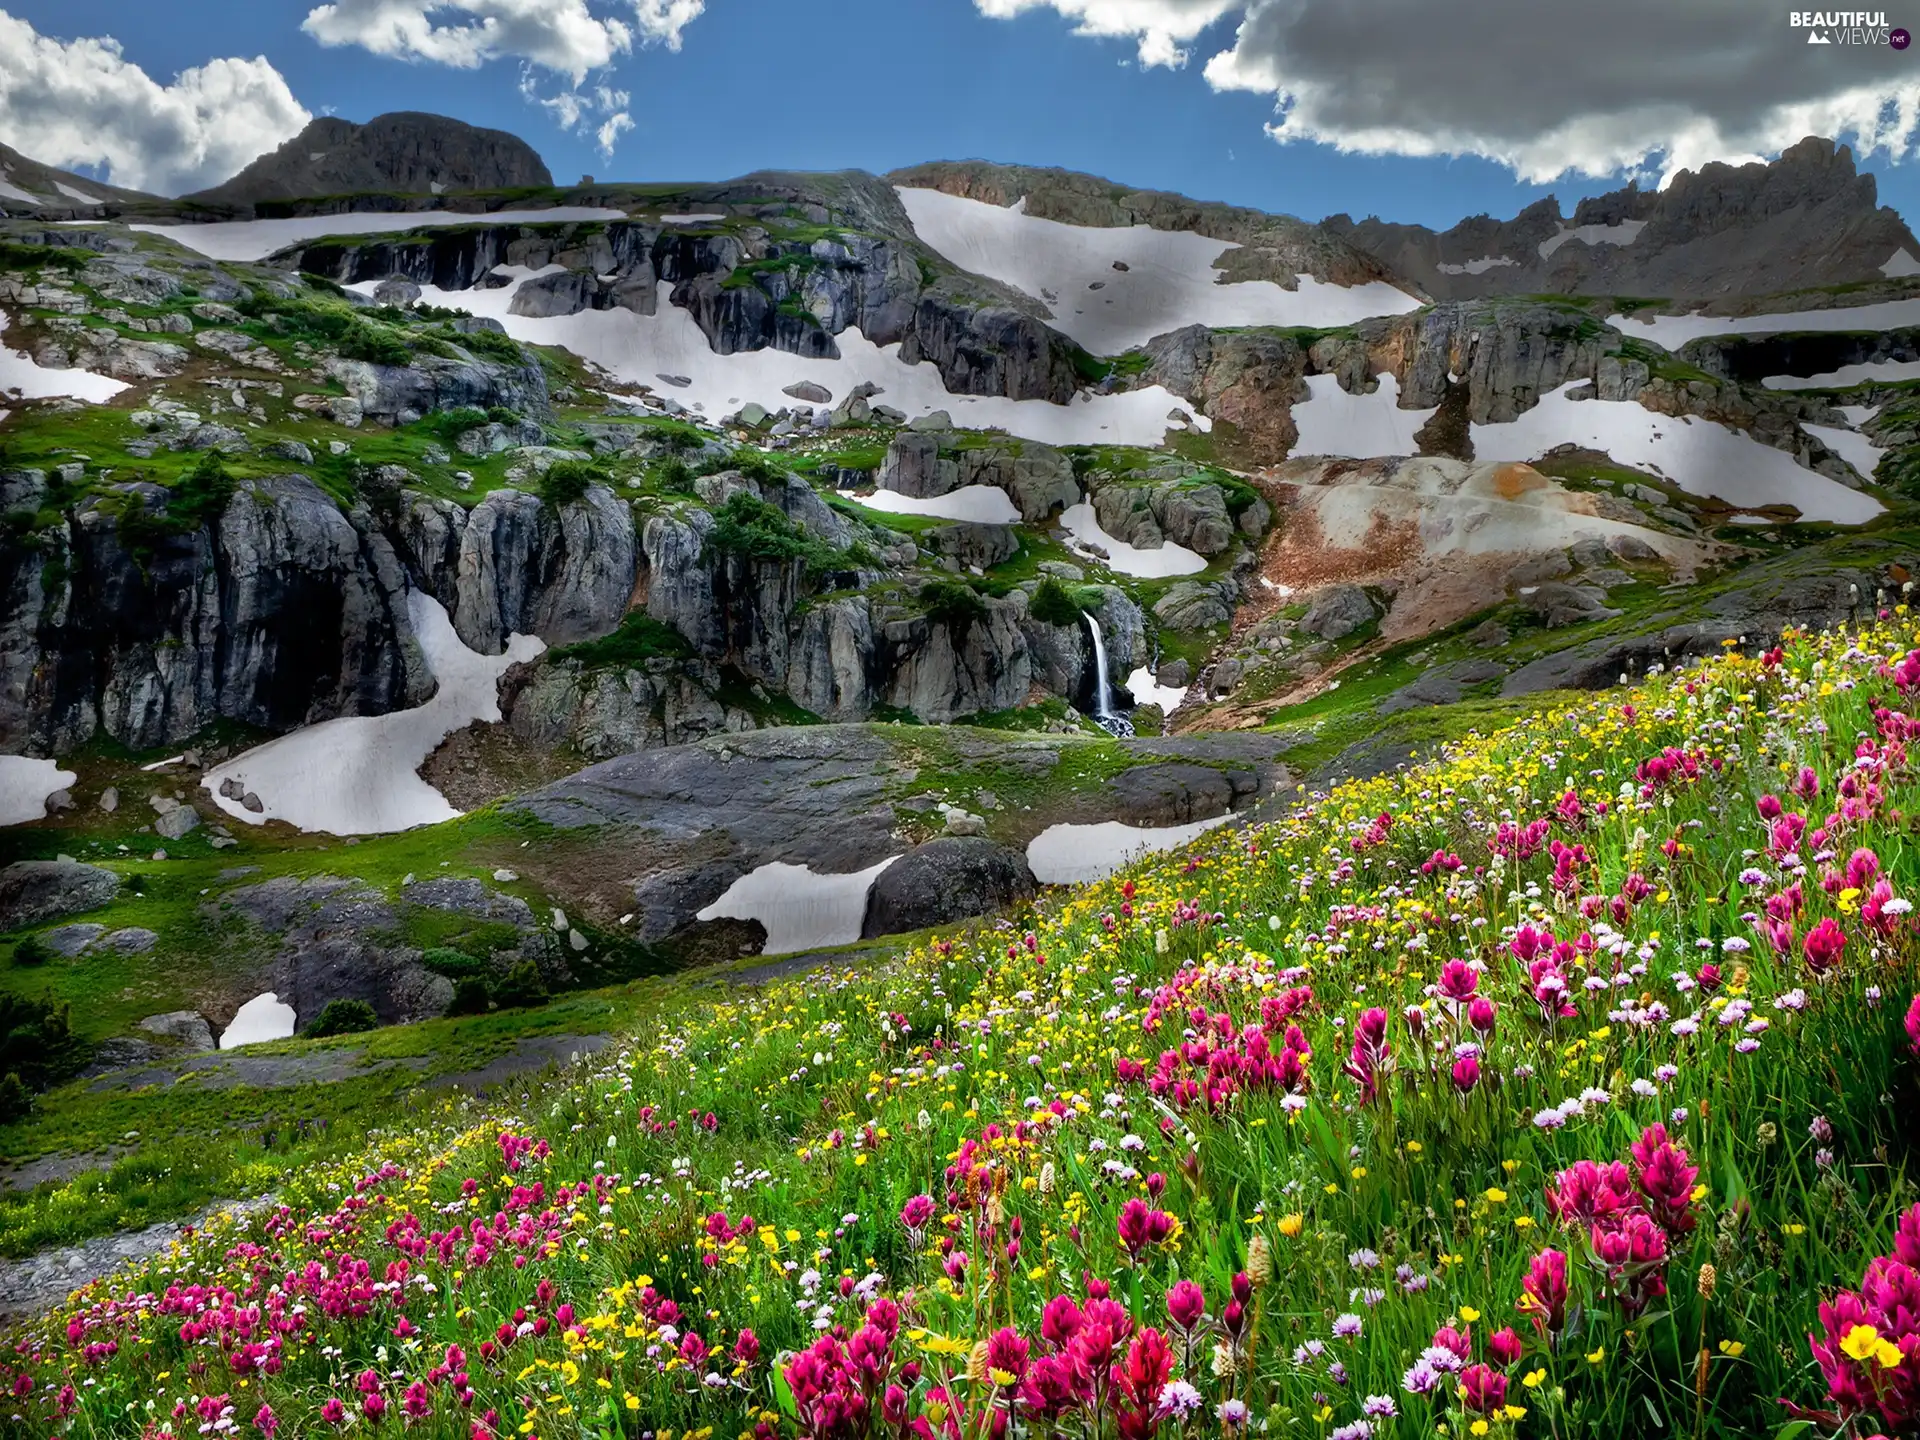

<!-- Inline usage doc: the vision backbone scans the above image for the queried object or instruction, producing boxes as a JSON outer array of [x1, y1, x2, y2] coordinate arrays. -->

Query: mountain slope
[[1326, 136, 1920, 302], [184, 112, 554, 210], [0, 141, 160, 217]]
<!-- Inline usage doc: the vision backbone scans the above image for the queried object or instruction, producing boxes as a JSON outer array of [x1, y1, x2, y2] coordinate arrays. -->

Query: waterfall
[[1083, 611, 1134, 738]]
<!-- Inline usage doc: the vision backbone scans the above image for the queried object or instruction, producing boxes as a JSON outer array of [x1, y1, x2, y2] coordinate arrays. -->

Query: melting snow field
[[1804, 421, 1885, 482], [0, 755, 76, 826], [1123, 666, 1187, 716], [1469, 384, 1883, 524], [1763, 358, 1920, 390], [203, 592, 544, 835], [696, 858, 898, 954], [860, 485, 1022, 524], [896, 188, 1420, 355], [0, 312, 128, 403], [1882, 249, 1920, 277], [220, 993, 297, 1050], [1437, 256, 1518, 275], [1538, 220, 1647, 259], [1609, 299, 1920, 349], [0, 173, 43, 205], [1291, 374, 1437, 459], [1027, 816, 1233, 886], [1059, 500, 1207, 578], [368, 270, 1199, 448], [133, 207, 629, 264]]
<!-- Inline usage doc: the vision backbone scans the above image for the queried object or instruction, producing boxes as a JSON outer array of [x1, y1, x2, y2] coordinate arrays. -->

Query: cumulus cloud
[[302, 0, 701, 156], [980, 0, 1920, 184], [976, 0, 1239, 67], [0, 10, 310, 195], [302, 0, 700, 80]]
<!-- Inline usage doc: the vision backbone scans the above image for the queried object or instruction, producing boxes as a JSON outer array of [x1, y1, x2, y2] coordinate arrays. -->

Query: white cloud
[[302, 0, 701, 81], [975, 0, 1239, 68], [980, 0, 1920, 183], [0, 10, 310, 195]]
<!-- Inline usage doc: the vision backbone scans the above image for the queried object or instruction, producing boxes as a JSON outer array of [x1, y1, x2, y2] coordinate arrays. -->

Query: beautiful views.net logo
[[1789, 9, 1899, 43]]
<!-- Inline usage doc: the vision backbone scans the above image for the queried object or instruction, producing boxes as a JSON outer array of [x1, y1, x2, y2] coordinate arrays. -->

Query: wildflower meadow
[[11, 620, 1920, 1440]]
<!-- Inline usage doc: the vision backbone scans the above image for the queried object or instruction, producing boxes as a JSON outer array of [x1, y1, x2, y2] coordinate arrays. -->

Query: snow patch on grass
[[696, 858, 899, 954], [133, 207, 629, 263], [1027, 816, 1232, 885], [860, 485, 1022, 524], [219, 993, 297, 1050], [1468, 383, 1882, 524], [1763, 358, 1920, 389], [0, 311, 129, 403], [1803, 421, 1884, 483], [390, 270, 1200, 448], [1059, 500, 1207, 578], [1610, 299, 1920, 349], [202, 592, 543, 836], [0, 755, 76, 827]]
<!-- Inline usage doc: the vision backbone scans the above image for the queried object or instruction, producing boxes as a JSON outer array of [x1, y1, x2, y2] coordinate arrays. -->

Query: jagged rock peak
[[186, 112, 554, 208]]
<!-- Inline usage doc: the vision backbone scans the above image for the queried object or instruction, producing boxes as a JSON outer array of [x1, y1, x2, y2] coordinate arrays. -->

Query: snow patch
[[1436, 256, 1518, 275], [1838, 403, 1881, 427], [1803, 421, 1885, 483], [1123, 666, 1187, 716], [859, 485, 1021, 524], [696, 858, 899, 954], [1027, 816, 1233, 886], [1609, 299, 1920, 349], [0, 172, 44, 205], [202, 592, 543, 835], [0, 755, 76, 827], [220, 993, 297, 1050], [132, 206, 629, 263], [1292, 373, 1437, 459], [1882, 248, 1920, 277], [1468, 383, 1882, 524], [660, 212, 725, 224], [386, 270, 1203, 449], [1059, 500, 1207, 578], [896, 187, 1421, 355], [1537, 219, 1647, 259], [1762, 358, 1920, 390], [0, 311, 129, 403]]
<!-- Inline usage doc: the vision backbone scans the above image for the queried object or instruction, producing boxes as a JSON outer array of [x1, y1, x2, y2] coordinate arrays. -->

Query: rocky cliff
[[1326, 138, 1920, 303], [184, 113, 554, 210]]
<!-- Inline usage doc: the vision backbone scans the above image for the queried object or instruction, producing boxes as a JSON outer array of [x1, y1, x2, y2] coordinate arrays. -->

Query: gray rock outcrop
[[0, 860, 122, 932], [861, 838, 1037, 937]]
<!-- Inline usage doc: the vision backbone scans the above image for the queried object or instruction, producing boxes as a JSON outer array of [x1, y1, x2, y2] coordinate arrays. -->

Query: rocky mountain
[[0, 141, 159, 219], [6, 115, 1920, 1144], [1326, 137, 1920, 303], [184, 112, 554, 210]]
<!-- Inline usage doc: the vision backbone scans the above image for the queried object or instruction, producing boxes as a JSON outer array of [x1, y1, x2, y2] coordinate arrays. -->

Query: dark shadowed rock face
[[861, 838, 1037, 938], [186, 112, 553, 208]]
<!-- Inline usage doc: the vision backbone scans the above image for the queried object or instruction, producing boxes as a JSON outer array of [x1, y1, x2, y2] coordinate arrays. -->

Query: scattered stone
[[41, 924, 106, 957], [137, 1011, 216, 1050], [493, 869, 519, 882], [908, 410, 953, 432], [783, 380, 832, 404], [264, 439, 314, 464], [96, 787, 118, 814], [1299, 585, 1378, 642], [242, 792, 264, 814]]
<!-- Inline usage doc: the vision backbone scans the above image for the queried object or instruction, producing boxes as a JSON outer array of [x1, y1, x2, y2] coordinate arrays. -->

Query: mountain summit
[[183, 111, 553, 209]]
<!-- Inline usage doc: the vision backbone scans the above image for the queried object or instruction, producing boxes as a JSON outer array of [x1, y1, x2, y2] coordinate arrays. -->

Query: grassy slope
[[7, 617, 1919, 1438]]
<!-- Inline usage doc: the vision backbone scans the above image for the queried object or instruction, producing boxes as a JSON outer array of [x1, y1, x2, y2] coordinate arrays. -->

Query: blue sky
[[5, 0, 1920, 229]]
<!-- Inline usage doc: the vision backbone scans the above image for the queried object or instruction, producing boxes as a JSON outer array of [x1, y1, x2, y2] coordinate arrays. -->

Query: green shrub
[[304, 999, 379, 1039], [492, 961, 550, 1009], [732, 452, 788, 484], [0, 240, 86, 273], [0, 994, 84, 1089], [420, 947, 485, 980], [486, 406, 523, 426], [169, 451, 237, 528], [446, 977, 492, 1016], [918, 579, 988, 630], [540, 460, 606, 509], [654, 457, 694, 493], [10, 936, 53, 968], [707, 492, 854, 576], [0, 1072, 27, 1123], [1028, 577, 1085, 627], [336, 319, 413, 367], [549, 612, 693, 669]]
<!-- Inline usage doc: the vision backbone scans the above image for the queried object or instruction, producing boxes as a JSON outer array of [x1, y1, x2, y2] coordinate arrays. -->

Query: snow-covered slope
[[897, 187, 1421, 355]]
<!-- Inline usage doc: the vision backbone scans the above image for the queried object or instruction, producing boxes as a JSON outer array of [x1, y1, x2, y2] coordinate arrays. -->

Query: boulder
[[0, 859, 122, 932], [1299, 585, 1378, 641], [860, 838, 1037, 938], [137, 1010, 216, 1050], [1154, 580, 1237, 632], [783, 380, 832, 404], [925, 522, 1019, 570]]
